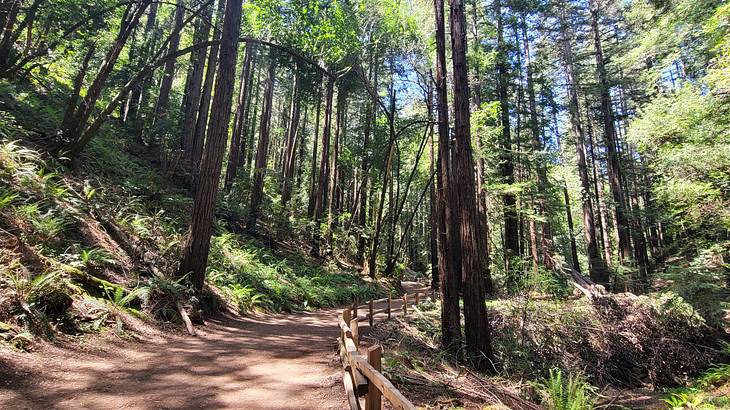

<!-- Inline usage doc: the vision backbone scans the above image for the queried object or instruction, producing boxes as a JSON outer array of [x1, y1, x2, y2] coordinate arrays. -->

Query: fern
[[538, 368, 597, 410]]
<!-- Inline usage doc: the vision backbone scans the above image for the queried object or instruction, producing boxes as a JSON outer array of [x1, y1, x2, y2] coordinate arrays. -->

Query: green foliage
[[537, 368, 598, 410], [208, 232, 384, 312]]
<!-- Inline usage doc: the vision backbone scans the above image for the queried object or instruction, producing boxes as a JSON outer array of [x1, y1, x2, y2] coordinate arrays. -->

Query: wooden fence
[[338, 289, 437, 410]]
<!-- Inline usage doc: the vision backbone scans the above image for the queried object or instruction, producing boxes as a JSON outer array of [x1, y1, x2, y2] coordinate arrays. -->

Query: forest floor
[[0, 282, 424, 409]]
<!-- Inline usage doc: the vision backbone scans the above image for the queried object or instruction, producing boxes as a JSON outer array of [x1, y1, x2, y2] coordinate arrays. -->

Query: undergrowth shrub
[[536, 368, 597, 410], [208, 232, 383, 312]]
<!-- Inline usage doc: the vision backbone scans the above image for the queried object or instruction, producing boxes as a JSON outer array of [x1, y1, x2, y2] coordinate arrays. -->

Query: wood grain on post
[[353, 356, 416, 410], [342, 370, 362, 410], [387, 296, 391, 319], [350, 318, 359, 346], [353, 299, 358, 320], [403, 294, 408, 316], [415, 292, 420, 305], [369, 300, 374, 327], [365, 345, 382, 410]]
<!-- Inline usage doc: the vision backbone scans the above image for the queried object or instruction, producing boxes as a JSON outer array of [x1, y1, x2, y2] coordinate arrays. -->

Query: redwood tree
[[177, 0, 243, 290]]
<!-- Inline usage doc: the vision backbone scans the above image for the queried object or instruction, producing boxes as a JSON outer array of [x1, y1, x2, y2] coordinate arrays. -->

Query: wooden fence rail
[[338, 288, 437, 410]]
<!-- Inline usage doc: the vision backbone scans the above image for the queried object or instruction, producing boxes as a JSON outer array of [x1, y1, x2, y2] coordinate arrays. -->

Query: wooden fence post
[[369, 299, 374, 328], [403, 294, 408, 316], [353, 298, 358, 320], [387, 296, 391, 319], [350, 318, 359, 345], [365, 345, 383, 410], [342, 309, 352, 342], [415, 292, 420, 305]]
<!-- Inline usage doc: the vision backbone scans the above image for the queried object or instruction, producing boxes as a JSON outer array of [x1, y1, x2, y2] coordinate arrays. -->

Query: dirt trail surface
[[0, 282, 427, 409]]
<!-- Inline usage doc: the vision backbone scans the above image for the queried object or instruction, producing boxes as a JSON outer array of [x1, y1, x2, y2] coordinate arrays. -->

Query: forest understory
[[1, 0, 729, 408]]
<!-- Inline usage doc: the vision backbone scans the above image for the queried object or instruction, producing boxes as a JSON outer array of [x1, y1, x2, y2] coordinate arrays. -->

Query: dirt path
[[0, 282, 427, 409]]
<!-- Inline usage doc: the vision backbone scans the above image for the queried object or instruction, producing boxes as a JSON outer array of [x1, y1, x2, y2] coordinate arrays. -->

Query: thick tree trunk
[[247, 55, 276, 231], [434, 0, 461, 359], [357, 58, 376, 266], [177, 0, 243, 290], [450, 0, 493, 370]]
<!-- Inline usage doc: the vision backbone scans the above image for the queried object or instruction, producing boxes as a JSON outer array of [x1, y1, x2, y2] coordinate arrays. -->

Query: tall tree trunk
[[153, 1, 185, 131], [224, 44, 254, 192], [191, 0, 225, 172], [590, 2, 632, 264], [427, 83, 438, 290], [496, 0, 519, 279], [125, 2, 159, 124], [177, 0, 243, 290], [327, 88, 346, 237], [563, 183, 581, 272], [181, 5, 213, 163], [247, 54, 276, 231], [307, 84, 323, 218], [281, 67, 301, 205], [585, 101, 613, 267], [312, 78, 334, 256], [520, 12, 555, 270], [434, 0, 462, 359], [244, 66, 262, 180], [450, 0, 493, 370], [559, 10, 607, 284], [357, 57, 376, 266]]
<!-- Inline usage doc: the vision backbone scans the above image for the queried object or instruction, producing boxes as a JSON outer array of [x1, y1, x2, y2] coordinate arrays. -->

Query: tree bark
[[281, 66, 301, 205], [559, 11, 608, 284], [190, 0, 225, 173], [312, 78, 334, 256], [247, 54, 276, 231], [450, 0, 493, 369], [177, 0, 243, 290], [434, 0, 462, 359], [224, 43, 254, 192], [520, 12, 555, 270], [153, 1, 185, 131], [181, 5, 213, 164], [495, 0, 519, 281], [307, 84, 323, 218], [590, 2, 632, 266]]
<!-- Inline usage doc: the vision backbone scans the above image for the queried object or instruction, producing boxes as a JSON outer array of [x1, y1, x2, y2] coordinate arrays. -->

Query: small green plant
[[0, 187, 18, 211], [223, 283, 269, 313], [102, 284, 149, 318], [664, 391, 708, 409], [79, 248, 116, 269], [538, 368, 597, 410]]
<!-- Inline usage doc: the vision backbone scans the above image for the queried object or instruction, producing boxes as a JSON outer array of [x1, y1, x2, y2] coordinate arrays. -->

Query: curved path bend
[[0, 282, 426, 409]]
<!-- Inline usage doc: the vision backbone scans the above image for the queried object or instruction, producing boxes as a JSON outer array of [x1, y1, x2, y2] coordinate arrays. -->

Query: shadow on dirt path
[[0, 282, 430, 409]]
